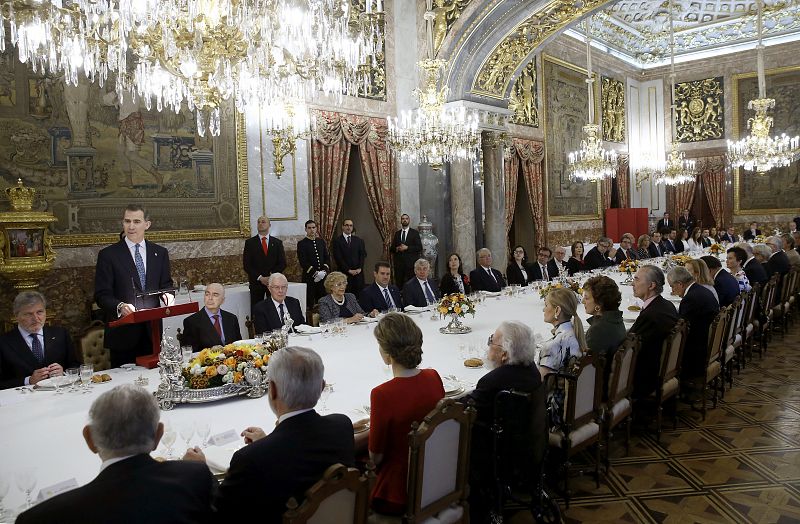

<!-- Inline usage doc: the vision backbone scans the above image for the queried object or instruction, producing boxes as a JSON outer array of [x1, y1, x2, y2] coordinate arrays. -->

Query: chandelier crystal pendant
[[0, 0, 385, 137], [387, 0, 479, 171], [568, 20, 618, 182], [727, 0, 800, 174]]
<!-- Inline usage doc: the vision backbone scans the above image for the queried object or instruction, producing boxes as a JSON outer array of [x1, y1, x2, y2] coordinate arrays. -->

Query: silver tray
[[156, 382, 266, 410]]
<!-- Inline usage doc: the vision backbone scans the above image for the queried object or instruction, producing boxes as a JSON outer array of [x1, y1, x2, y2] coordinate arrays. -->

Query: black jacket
[[469, 267, 506, 292], [628, 295, 679, 399], [252, 296, 306, 334], [439, 273, 471, 296], [506, 262, 534, 286], [181, 308, 242, 351], [584, 246, 615, 271], [743, 257, 768, 286], [648, 241, 664, 258], [679, 284, 720, 379], [402, 277, 441, 307], [359, 283, 404, 313], [0, 326, 79, 389], [242, 235, 287, 288], [713, 269, 741, 308]]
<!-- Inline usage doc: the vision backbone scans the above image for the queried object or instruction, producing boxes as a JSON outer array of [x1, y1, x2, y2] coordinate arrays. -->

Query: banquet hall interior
[[0, 0, 799, 522]]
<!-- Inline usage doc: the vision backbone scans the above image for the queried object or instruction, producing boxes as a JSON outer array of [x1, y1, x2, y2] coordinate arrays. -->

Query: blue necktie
[[134, 243, 146, 290], [30, 334, 44, 364], [424, 281, 435, 303], [383, 288, 394, 309]]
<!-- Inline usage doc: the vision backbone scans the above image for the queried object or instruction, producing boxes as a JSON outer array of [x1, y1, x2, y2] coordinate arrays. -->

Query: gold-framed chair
[[603, 333, 640, 470], [740, 286, 760, 365], [720, 294, 744, 394], [772, 268, 798, 335], [283, 464, 372, 524], [650, 319, 688, 440], [753, 275, 778, 357], [404, 398, 476, 524], [685, 305, 730, 420]]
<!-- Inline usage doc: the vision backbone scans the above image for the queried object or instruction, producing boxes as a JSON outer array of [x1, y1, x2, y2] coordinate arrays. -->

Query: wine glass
[[178, 421, 195, 450], [319, 382, 334, 412], [161, 427, 177, 459], [0, 477, 9, 519], [79, 364, 93, 394], [65, 367, 79, 393], [14, 468, 36, 510], [196, 422, 211, 448]]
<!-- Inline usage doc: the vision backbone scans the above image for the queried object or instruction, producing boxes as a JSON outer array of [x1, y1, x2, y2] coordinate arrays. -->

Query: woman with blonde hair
[[685, 259, 719, 304], [537, 287, 586, 377], [318, 271, 365, 323], [636, 234, 651, 260]]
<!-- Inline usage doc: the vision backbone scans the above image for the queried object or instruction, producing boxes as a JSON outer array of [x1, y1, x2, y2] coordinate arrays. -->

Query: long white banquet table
[[0, 267, 683, 514]]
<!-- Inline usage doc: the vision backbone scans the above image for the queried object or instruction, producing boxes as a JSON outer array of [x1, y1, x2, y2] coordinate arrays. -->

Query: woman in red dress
[[368, 312, 444, 516]]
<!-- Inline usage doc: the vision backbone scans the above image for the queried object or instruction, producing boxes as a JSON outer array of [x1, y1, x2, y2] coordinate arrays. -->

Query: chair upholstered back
[[726, 294, 744, 345], [283, 464, 370, 524], [607, 334, 640, 404], [565, 354, 603, 428], [706, 305, 730, 365], [742, 287, 758, 332], [80, 320, 109, 371], [660, 319, 688, 383]]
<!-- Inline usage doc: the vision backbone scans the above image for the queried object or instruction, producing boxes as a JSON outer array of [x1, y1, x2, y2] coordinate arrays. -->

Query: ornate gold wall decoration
[[674, 76, 724, 143], [350, 0, 387, 101], [431, 0, 472, 55], [508, 58, 539, 128], [471, 0, 616, 98], [601, 76, 625, 143], [733, 65, 800, 214]]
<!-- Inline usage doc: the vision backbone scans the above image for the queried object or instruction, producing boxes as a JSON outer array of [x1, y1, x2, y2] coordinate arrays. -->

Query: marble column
[[450, 159, 477, 273], [482, 131, 506, 272]]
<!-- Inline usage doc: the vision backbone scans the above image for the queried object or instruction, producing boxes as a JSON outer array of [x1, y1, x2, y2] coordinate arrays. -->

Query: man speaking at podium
[[94, 205, 173, 368]]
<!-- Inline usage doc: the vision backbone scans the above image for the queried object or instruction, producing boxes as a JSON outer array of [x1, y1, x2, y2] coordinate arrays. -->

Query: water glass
[[161, 426, 177, 459], [197, 422, 211, 448], [178, 421, 195, 449], [65, 367, 79, 392], [14, 468, 36, 510], [319, 382, 334, 412], [79, 364, 93, 394]]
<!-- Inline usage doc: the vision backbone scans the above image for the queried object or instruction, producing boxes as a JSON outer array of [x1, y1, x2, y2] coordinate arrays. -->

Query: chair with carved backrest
[[79, 320, 110, 371], [547, 353, 604, 509], [755, 275, 778, 356], [648, 319, 688, 441], [245, 315, 256, 339], [740, 286, 759, 365], [720, 294, 744, 395], [283, 464, 372, 524], [773, 268, 798, 335], [404, 398, 476, 524], [685, 304, 730, 420], [603, 333, 640, 470]]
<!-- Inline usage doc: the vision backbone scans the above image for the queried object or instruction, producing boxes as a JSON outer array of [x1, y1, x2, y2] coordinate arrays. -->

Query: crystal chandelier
[[568, 20, 618, 182], [0, 0, 384, 137], [727, 0, 800, 174], [387, 1, 479, 171]]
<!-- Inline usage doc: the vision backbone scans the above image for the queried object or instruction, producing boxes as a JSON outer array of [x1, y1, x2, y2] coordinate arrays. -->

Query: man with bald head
[[181, 283, 242, 352], [243, 215, 287, 310]]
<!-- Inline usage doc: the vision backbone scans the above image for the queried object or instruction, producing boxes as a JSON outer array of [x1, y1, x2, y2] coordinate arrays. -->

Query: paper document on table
[[37, 478, 79, 501], [204, 446, 237, 474]]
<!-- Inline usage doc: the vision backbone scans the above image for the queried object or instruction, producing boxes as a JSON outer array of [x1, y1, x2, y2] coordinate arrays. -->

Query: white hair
[[269, 346, 324, 410], [496, 321, 537, 366], [667, 266, 694, 285], [766, 236, 783, 251], [268, 273, 288, 286], [753, 244, 772, 259], [88, 384, 160, 457], [735, 242, 753, 257], [414, 258, 430, 270]]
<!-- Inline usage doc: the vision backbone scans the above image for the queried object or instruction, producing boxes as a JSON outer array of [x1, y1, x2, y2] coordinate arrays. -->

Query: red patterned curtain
[[601, 173, 613, 211], [667, 177, 697, 221], [312, 111, 398, 258], [514, 138, 546, 249], [503, 150, 520, 242], [698, 155, 727, 228], [617, 154, 630, 209]]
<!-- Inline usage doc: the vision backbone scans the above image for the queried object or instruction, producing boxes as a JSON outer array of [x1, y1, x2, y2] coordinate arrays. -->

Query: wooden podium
[[109, 302, 199, 369]]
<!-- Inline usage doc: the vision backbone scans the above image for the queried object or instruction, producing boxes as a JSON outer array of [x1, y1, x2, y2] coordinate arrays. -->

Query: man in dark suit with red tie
[[390, 214, 423, 287], [469, 248, 507, 292], [243, 216, 287, 309], [0, 291, 79, 390], [94, 205, 173, 368], [332, 218, 367, 296], [181, 283, 242, 352]]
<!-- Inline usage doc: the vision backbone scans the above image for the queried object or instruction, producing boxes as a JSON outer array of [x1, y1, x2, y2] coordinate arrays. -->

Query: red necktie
[[261, 236, 268, 256], [213, 314, 223, 341]]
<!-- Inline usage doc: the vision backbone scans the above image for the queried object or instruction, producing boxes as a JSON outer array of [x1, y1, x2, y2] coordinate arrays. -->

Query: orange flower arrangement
[[182, 343, 275, 389]]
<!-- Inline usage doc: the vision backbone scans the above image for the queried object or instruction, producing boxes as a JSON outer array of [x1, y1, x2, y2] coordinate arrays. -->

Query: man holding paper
[[94, 204, 173, 368]]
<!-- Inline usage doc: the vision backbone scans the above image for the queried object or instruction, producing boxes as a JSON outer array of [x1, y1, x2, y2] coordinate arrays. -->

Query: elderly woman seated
[[318, 271, 365, 324]]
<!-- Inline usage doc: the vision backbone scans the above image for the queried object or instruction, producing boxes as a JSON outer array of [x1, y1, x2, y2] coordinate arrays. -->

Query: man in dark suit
[[719, 226, 739, 243], [766, 236, 791, 278], [0, 291, 79, 390], [614, 233, 639, 262], [700, 229, 713, 248], [298, 220, 331, 306], [629, 266, 679, 399], [667, 267, 719, 380], [656, 212, 673, 233], [743, 222, 762, 241], [243, 215, 287, 309], [332, 218, 367, 296], [360, 261, 404, 316], [548, 246, 569, 278], [253, 273, 306, 334], [584, 237, 617, 270], [740, 244, 768, 286], [17, 384, 215, 524], [701, 256, 740, 308], [648, 231, 665, 258], [181, 283, 242, 351], [530, 247, 553, 281], [402, 258, 441, 307], [678, 209, 695, 235], [184, 347, 355, 522], [661, 229, 680, 254], [470, 248, 507, 292], [390, 214, 423, 287], [94, 204, 173, 368]]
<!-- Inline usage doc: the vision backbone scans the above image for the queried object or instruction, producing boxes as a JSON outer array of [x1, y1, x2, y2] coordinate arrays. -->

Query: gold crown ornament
[[6, 179, 36, 211]]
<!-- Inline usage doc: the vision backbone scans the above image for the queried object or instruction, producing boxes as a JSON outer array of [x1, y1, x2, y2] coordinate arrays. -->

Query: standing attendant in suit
[[184, 347, 355, 522], [656, 212, 674, 233], [253, 273, 306, 334], [17, 385, 216, 524], [701, 256, 740, 308], [584, 237, 618, 270], [331, 218, 367, 296], [0, 291, 79, 390], [506, 245, 534, 286], [548, 246, 569, 278], [678, 209, 695, 235], [94, 204, 173, 368], [743, 222, 762, 241], [359, 261, 404, 316], [470, 248, 507, 292], [648, 231, 665, 258], [439, 253, 471, 295], [530, 247, 554, 281], [628, 266, 679, 399], [402, 258, 441, 307], [297, 220, 331, 306], [614, 233, 639, 262], [243, 216, 287, 309], [390, 214, 423, 287], [181, 283, 242, 352], [667, 267, 719, 381]]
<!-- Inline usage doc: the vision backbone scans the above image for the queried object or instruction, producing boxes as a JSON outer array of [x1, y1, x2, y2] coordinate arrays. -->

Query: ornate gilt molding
[[470, 0, 617, 99], [674, 77, 724, 143], [431, 0, 473, 56], [508, 57, 539, 128], [601, 76, 625, 143], [350, 0, 387, 101]]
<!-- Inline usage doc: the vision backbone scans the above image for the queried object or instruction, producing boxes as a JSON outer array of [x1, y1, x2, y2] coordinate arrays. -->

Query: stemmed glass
[[0, 477, 9, 519], [79, 364, 93, 394], [15, 468, 36, 510], [65, 368, 79, 393], [319, 382, 334, 412], [196, 423, 211, 449], [161, 426, 177, 459], [178, 421, 195, 450]]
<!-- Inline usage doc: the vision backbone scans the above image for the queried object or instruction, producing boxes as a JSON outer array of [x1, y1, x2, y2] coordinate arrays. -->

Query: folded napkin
[[358, 316, 378, 324], [295, 325, 322, 334], [233, 339, 261, 346], [404, 305, 431, 312], [483, 291, 502, 298]]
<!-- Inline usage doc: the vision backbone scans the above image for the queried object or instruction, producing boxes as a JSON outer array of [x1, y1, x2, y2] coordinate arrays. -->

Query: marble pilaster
[[450, 159, 477, 273], [481, 131, 506, 272]]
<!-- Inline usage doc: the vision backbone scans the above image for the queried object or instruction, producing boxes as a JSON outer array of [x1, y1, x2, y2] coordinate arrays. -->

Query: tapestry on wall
[[542, 55, 600, 219], [0, 48, 248, 246], [733, 66, 800, 214]]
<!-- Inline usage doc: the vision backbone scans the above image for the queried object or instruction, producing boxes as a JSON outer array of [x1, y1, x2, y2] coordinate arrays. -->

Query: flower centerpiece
[[437, 293, 475, 334], [671, 254, 693, 266], [618, 259, 639, 273], [182, 344, 274, 390], [709, 243, 724, 255], [753, 235, 766, 244], [539, 280, 583, 299]]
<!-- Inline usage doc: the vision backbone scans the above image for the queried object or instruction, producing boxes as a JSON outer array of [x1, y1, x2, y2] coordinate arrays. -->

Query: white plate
[[233, 339, 261, 346], [34, 376, 79, 390], [357, 316, 378, 324]]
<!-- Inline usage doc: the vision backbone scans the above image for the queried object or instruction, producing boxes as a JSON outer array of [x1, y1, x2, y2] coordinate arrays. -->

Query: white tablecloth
[[0, 267, 684, 512], [163, 283, 307, 339]]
